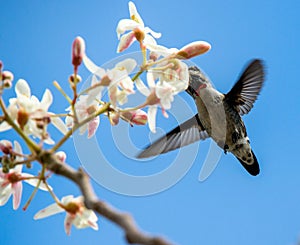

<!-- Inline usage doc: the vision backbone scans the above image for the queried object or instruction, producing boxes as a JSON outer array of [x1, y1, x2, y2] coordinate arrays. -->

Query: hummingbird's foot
[[224, 144, 229, 154]]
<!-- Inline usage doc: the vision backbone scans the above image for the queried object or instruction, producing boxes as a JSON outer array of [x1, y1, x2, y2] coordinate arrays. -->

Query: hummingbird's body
[[138, 60, 265, 176]]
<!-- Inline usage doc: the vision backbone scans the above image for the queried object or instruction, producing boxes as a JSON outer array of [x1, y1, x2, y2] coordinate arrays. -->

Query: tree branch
[[38, 150, 174, 245]]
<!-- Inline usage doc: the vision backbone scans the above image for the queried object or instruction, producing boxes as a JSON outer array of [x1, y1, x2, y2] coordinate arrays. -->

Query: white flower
[[83, 57, 137, 108], [135, 55, 189, 133], [116, 1, 161, 52], [34, 195, 98, 235], [0, 79, 68, 144], [66, 75, 102, 138], [0, 141, 49, 210]]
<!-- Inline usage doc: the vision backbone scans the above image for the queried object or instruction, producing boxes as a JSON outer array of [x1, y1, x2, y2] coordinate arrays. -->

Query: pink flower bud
[[121, 109, 147, 125], [109, 112, 120, 126], [55, 151, 67, 162], [176, 41, 211, 59], [2, 71, 14, 83], [72, 36, 85, 72], [68, 74, 82, 83], [0, 140, 13, 154], [149, 51, 160, 61]]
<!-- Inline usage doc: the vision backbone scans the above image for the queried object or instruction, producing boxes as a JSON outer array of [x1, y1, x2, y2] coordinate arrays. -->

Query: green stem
[[0, 97, 40, 153], [53, 81, 72, 104], [51, 102, 110, 152], [43, 178, 64, 209], [23, 165, 46, 211], [131, 70, 144, 82]]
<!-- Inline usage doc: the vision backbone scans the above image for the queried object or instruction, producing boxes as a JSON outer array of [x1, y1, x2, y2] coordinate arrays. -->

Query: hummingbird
[[137, 59, 265, 176]]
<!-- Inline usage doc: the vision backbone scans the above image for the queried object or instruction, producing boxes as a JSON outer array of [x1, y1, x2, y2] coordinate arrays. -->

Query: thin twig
[[38, 150, 174, 245]]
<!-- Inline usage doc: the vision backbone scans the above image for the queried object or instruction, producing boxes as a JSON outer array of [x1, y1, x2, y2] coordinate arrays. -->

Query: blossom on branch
[[116, 1, 161, 52], [0, 141, 49, 210], [0, 79, 68, 144], [65, 75, 102, 138], [120, 108, 148, 126], [83, 56, 137, 107], [34, 195, 98, 235]]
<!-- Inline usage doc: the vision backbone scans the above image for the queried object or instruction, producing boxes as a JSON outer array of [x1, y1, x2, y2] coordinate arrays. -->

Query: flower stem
[[43, 178, 64, 209], [23, 164, 46, 211], [53, 81, 72, 104], [0, 97, 40, 153], [51, 102, 110, 152], [131, 70, 144, 82]]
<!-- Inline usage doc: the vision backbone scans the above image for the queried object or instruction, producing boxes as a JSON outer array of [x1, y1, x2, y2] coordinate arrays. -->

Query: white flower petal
[[79, 123, 88, 135], [15, 79, 31, 98], [117, 31, 136, 53], [86, 76, 103, 105], [65, 115, 74, 128], [128, 1, 144, 26], [22, 173, 52, 191], [146, 71, 156, 88], [120, 76, 135, 93], [34, 203, 64, 220], [12, 181, 22, 210], [87, 117, 100, 139], [41, 89, 53, 111], [64, 214, 74, 235], [148, 106, 157, 133], [44, 137, 55, 145], [147, 44, 178, 57], [116, 58, 137, 74], [135, 77, 150, 96], [156, 84, 173, 110], [30, 95, 40, 105], [61, 195, 75, 205], [83, 55, 106, 77], [0, 122, 12, 132], [116, 19, 141, 38], [49, 113, 68, 134], [12, 145, 22, 170], [143, 34, 157, 46], [0, 185, 12, 207], [144, 27, 161, 38]]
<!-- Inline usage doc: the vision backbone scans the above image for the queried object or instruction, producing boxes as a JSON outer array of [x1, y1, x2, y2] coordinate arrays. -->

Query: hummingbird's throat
[[195, 84, 207, 96]]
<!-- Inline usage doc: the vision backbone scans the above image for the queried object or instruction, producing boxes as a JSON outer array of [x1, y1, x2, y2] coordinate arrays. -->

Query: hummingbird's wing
[[225, 59, 265, 115], [235, 150, 260, 176], [137, 114, 209, 158]]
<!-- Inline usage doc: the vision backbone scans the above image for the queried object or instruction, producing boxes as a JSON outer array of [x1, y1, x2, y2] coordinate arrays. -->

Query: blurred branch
[[38, 150, 173, 245]]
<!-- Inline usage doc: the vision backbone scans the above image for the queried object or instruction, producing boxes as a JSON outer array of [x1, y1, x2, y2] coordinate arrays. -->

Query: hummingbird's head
[[186, 66, 211, 98], [233, 138, 255, 165]]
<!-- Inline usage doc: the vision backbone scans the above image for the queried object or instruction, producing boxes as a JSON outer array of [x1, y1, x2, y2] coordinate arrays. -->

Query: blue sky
[[1, 0, 300, 244]]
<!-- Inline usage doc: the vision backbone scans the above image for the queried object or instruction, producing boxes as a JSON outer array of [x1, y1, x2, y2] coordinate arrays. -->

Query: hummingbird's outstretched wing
[[235, 150, 260, 176], [137, 114, 209, 158], [225, 59, 265, 115]]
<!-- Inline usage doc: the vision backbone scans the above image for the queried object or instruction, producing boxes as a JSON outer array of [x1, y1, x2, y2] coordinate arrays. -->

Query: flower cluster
[[0, 141, 48, 210], [79, 1, 210, 133], [0, 0, 211, 237], [34, 195, 98, 235], [0, 79, 67, 144]]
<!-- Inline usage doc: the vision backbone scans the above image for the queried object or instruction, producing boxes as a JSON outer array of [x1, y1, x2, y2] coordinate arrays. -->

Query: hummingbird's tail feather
[[137, 114, 209, 158], [235, 150, 260, 176]]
